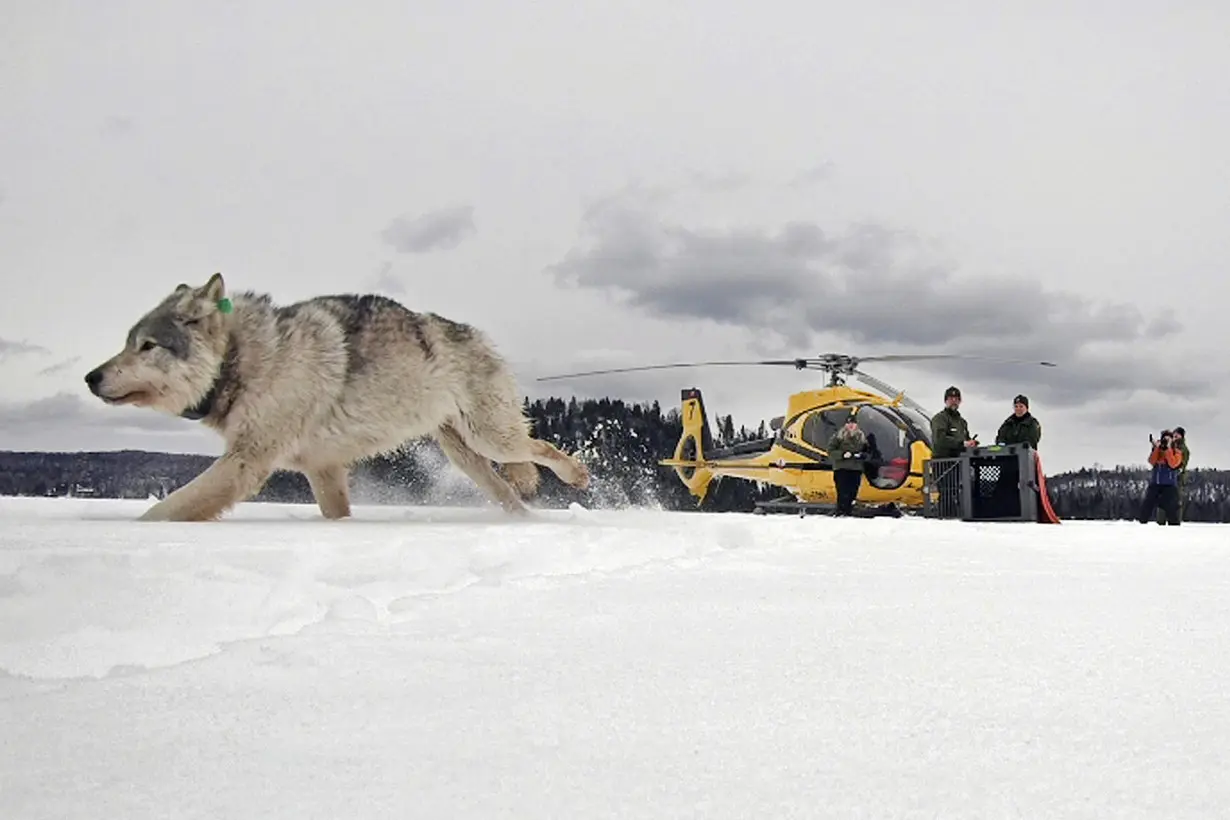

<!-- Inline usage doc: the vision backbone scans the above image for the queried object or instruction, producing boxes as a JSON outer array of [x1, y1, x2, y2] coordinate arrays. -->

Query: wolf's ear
[[175, 283, 191, 293], [201, 272, 226, 303]]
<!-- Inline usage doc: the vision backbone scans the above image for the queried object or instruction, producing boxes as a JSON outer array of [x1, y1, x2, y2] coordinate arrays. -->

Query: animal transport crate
[[923, 443, 1040, 523]]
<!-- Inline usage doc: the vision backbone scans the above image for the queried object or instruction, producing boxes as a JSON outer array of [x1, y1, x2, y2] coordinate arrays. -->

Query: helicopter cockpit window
[[800, 408, 853, 453], [857, 406, 913, 489], [892, 406, 933, 449]]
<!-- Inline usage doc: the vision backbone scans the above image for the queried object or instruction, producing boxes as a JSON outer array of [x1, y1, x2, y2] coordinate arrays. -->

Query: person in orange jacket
[[1137, 429, 1184, 525]]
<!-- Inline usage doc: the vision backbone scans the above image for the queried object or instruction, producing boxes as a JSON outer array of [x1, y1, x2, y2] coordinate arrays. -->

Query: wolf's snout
[[84, 368, 103, 394]]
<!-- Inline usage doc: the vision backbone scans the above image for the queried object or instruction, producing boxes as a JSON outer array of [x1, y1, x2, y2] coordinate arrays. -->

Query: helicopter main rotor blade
[[534, 359, 806, 382], [856, 354, 1058, 367], [852, 369, 933, 418], [535, 352, 1059, 382]]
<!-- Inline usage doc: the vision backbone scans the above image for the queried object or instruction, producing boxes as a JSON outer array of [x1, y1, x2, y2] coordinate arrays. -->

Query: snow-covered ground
[[2, 496, 1228, 819]]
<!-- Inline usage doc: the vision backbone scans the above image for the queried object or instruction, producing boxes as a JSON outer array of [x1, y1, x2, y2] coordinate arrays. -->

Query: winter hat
[[1014, 394, 1029, 408], [944, 386, 961, 399]]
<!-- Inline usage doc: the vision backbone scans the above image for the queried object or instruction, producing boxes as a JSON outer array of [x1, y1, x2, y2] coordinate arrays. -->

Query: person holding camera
[[1138, 429, 1184, 525], [1156, 426, 1191, 522]]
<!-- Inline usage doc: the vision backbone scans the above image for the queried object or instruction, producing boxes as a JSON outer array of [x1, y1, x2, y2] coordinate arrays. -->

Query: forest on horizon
[[1, 395, 1227, 522]]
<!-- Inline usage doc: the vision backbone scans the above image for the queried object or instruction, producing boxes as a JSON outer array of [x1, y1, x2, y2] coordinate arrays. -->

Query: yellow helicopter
[[538, 353, 1056, 515]]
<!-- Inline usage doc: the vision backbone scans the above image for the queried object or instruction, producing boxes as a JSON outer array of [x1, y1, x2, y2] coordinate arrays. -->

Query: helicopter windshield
[[797, 405, 917, 490], [857, 406, 914, 490], [889, 405, 933, 449]]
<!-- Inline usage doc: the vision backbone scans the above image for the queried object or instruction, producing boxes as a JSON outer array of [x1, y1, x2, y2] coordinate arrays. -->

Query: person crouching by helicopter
[[1138, 429, 1184, 525], [827, 412, 870, 516]]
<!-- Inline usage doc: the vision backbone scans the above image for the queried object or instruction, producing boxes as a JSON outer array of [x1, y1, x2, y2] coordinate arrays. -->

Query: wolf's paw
[[138, 503, 173, 522], [565, 460, 591, 491], [138, 498, 214, 522], [502, 462, 541, 498], [500, 496, 531, 516]]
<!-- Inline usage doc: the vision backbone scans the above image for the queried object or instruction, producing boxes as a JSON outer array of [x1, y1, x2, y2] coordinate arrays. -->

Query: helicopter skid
[[752, 496, 909, 518]]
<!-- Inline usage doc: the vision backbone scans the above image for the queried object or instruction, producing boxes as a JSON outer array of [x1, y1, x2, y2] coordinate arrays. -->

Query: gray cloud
[[788, 162, 836, 187], [1073, 392, 1216, 434], [369, 261, 405, 295], [0, 339, 50, 360], [0, 392, 192, 433], [680, 170, 751, 193], [1145, 309, 1182, 339], [549, 193, 1217, 409], [38, 356, 81, 376], [0, 393, 94, 427], [381, 206, 476, 254], [100, 115, 135, 136], [0, 392, 219, 453]]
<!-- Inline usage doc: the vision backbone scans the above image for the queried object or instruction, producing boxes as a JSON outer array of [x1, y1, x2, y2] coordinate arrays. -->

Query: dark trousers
[[1157, 473, 1187, 523], [1139, 483, 1180, 525], [833, 468, 862, 515]]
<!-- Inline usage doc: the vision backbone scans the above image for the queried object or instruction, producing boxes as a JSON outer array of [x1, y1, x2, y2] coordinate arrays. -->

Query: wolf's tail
[[501, 462, 541, 498]]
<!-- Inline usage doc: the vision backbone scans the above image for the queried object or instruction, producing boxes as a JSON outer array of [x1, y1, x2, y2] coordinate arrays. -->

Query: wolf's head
[[84, 273, 234, 416]]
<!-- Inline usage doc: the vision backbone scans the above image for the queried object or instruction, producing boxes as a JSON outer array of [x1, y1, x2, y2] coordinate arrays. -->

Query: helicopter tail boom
[[670, 387, 718, 502]]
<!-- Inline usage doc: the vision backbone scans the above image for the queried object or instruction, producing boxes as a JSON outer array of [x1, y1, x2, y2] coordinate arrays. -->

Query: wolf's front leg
[[140, 451, 275, 521]]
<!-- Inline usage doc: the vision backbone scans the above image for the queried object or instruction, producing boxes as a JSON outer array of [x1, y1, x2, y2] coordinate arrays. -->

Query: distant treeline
[[2, 396, 1228, 522]]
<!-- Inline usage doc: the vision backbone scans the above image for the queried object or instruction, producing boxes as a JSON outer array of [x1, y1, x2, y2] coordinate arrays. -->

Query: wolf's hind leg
[[500, 462, 541, 498], [459, 404, 590, 491], [305, 464, 352, 519], [434, 424, 528, 514]]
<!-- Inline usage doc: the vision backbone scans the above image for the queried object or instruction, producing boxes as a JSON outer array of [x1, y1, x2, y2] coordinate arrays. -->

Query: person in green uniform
[[992, 394, 1042, 515], [930, 386, 976, 458], [827, 413, 870, 516], [996, 394, 1041, 448], [928, 386, 976, 515], [1159, 426, 1190, 522]]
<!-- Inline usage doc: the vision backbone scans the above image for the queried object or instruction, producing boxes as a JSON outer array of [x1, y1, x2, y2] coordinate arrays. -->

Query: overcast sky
[[2, 0, 1227, 475]]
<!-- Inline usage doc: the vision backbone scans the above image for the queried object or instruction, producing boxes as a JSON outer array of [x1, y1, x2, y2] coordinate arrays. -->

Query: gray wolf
[[83, 273, 590, 521]]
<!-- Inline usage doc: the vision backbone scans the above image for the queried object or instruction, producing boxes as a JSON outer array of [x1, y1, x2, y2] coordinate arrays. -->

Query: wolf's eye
[[139, 340, 157, 352], [183, 317, 200, 326]]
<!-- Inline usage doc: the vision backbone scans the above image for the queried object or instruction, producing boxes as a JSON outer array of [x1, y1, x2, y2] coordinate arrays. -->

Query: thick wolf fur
[[83, 273, 589, 522]]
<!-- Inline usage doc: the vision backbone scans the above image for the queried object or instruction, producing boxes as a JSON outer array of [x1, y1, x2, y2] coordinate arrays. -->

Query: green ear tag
[[217, 297, 233, 314]]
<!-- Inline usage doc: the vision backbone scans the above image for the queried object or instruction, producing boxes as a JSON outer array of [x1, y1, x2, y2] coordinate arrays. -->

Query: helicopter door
[[858, 406, 912, 489]]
